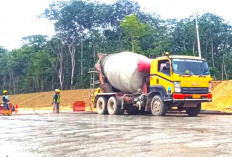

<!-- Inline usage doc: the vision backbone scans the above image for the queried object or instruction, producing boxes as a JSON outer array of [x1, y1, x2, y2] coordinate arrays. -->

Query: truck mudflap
[[171, 93, 212, 102]]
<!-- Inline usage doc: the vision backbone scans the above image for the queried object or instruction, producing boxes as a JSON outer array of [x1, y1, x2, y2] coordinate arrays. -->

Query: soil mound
[[202, 80, 232, 112], [9, 89, 92, 112]]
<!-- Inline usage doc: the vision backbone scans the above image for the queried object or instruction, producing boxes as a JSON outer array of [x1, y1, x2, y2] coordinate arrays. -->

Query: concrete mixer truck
[[92, 52, 212, 116]]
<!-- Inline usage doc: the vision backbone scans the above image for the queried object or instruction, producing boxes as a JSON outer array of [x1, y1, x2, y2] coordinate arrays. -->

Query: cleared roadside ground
[[1, 113, 232, 157]]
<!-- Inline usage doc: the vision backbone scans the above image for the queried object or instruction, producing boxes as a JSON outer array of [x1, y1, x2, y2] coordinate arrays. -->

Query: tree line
[[1, 0, 232, 94]]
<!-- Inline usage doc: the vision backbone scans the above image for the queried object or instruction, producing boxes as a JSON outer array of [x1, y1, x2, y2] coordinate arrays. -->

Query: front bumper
[[168, 93, 212, 102]]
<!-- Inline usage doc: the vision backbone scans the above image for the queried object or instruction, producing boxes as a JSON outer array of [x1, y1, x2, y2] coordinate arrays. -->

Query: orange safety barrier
[[0, 105, 3, 114], [73, 101, 85, 111]]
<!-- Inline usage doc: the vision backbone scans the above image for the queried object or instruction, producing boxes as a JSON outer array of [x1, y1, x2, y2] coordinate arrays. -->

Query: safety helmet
[[3, 90, 8, 94], [55, 89, 61, 93], [97, 88, 100, 92]]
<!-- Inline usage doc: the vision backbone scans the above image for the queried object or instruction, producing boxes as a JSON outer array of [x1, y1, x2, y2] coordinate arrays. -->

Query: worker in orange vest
[[2, 90, 11, 116], [53, 89, 61, 113]]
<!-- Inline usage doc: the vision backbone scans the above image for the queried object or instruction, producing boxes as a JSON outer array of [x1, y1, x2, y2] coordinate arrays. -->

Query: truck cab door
[[150, 59, 173, 94]]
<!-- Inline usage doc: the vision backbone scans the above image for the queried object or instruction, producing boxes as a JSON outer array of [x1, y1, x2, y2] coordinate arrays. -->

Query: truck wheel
[[186, 103, 201, 117], [151, 95, 167, 116], [107, 96, 124, 115], [126, 106, 139, 115], [96, 97, 108, 114]]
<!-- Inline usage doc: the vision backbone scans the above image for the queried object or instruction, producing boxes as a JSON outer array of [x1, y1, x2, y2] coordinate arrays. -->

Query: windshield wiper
[[198, 74, 206, 77], [179, 72, 193, 76]]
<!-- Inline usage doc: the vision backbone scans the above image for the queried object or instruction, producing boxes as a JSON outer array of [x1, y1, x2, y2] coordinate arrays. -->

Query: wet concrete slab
[[0, 113, 232, 157]]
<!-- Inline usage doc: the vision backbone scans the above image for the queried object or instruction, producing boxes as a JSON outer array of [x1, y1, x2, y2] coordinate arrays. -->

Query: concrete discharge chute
[[97, 52, 151, 93]]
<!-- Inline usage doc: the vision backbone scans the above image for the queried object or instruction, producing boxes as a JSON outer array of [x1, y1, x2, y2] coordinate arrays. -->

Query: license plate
[[192, 95, 201, 99]]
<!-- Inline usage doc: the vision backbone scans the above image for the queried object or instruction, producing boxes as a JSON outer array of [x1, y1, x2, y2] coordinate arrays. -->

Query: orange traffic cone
[[15, 104, 18, 114]]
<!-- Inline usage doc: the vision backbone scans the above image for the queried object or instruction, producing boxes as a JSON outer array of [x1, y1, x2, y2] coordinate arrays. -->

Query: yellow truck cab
[[148, 53, 212, 116]]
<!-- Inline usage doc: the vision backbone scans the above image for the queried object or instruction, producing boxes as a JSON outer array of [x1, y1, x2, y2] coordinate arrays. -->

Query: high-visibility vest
[[3, 95, 8, 103], [53, 94, 60, 104], [92, 89, 101, 102]]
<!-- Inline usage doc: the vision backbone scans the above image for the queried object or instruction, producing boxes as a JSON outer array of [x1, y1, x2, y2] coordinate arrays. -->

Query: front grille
[[181, 87, 208, 94]]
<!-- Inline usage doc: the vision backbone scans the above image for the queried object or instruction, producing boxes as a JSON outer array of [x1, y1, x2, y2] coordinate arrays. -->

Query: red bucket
[[73, 101, 85, 111]]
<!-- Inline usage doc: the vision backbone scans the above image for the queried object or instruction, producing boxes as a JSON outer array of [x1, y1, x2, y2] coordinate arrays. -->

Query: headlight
[[174, 82, 181, 93], [208, 82, 212, 93]]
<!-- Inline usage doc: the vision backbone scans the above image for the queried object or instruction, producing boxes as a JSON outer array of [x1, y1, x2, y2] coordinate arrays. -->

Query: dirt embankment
[[5, 81, 232, 113], [9, 89, 92, 112], [202, 80, 232, 112]]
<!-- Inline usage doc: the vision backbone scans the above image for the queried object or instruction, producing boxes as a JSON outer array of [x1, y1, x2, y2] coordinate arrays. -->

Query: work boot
[[56, 109, 59, 114]]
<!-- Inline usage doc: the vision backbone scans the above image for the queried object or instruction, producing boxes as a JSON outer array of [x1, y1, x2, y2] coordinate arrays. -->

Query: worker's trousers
[[3, 103, 10, 111], [53, 102, 59, 113]]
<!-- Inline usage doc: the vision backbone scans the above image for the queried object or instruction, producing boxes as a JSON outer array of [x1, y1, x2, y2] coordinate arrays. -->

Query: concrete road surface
[[0, 113, 232, 157]]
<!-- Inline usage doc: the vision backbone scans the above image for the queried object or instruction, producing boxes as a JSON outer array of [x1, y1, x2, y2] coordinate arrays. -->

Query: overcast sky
[[0, 0, 231, 50]]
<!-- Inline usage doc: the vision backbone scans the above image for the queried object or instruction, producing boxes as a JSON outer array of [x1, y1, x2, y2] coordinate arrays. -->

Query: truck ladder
[[88, 68, 100, 100]]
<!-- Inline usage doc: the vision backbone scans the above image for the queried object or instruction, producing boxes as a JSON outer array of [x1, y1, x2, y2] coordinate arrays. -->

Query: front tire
[[151, 95, 167, 116], [186, 103, 201, 117], [96, 97, 108, 114], [107, 96, 124, 115]]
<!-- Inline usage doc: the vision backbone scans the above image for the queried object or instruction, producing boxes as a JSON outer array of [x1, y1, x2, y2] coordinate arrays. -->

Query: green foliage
[[1, 0, 232, 94], [22, 35, 48, 51], [120, 14, 147, 53], [209, 67, 220, 80]]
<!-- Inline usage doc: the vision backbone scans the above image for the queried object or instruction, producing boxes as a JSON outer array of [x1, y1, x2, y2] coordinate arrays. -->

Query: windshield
[[172, 58, 210, 75]]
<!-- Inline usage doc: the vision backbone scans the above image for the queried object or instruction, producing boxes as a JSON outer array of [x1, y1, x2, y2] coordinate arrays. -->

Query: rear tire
[[186, 103, 201, 117], [107, 96, 124, 115], [151, 95, 167, 116], [96, 97, 108, 114]]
